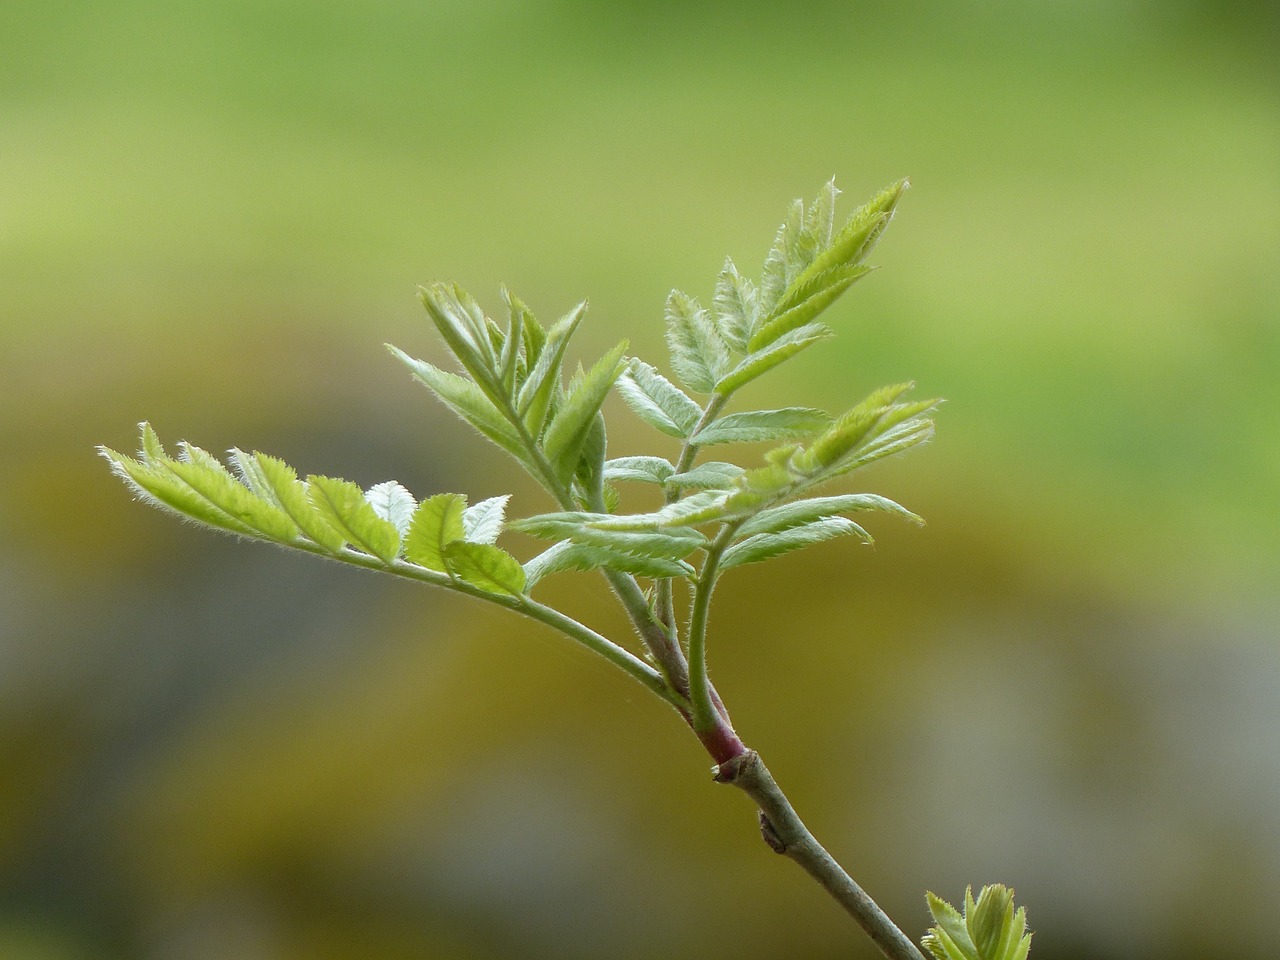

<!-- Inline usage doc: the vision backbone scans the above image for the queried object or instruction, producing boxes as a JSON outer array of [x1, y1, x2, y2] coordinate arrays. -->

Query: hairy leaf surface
[[720, 517, 868, 569], [512, 513, 706, 559], [603, 456, 675, 485], [405, 493, 467, 572], [307, 476, 401, 562], [389, 348, 529, 462], [664, 461, 745, 491], [461, 494, 510, 545], [101, 447, 259, 537], [714, 322, 833, 395], [615, 359, 702, 438], [249, 453, 346, 552], [523, 540, 694, 589], [366, 481, 417, 540], [665, 290, 731, 394], [443, 541, 526, 596], [735, 493, 919, 539], [713, 258, 758, 354], [542, 341, 627, 482], [691, 408, 831, 446], [516, 301, 587, 436]]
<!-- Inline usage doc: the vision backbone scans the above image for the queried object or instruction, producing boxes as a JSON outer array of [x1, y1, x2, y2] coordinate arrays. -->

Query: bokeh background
[[3, 1, 1278, 958]]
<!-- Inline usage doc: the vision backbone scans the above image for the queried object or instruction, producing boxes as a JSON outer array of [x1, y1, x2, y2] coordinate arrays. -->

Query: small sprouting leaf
[[542, 341, 628, 482], [735, 493, 921, 540], [523, 540, 695, 590], [799, 179, 839, 261], [826, 417, 936, 478], [720, 517, 867, 569], [516, 300, 588, 436], [442, 541, 526, 596], [749, 264, 872, 352], [512, 512, 706, 560], [404, 493, 467, 572], [792, 382, 915, 473], [615, 358, 703, 438], [162, 446, 299, 543], [418, 282, 506, 402], [713, 258, 758, 354], [923, 892, 977, 960], [589, 491, 731, 530], [517, 296, 546, 367], [691, 408, 832, 446], [664, 461, 744, 491], [307, 475, 401, 562], [389, 347, 530, 463], [462, 494, 510, 545], [603, 456, 675, 486], [573, 411, 608, 500], [366, 481, 418, 540], [791, 178, 907, 298], [665, 289, 732, 394], [714, 321, 833, 395], [923, 886, 1031, 960], [136, 424, 172, 463], [759, 197, 804, 317], [101, 445, 258, 537], [250, 453, 346, 552]]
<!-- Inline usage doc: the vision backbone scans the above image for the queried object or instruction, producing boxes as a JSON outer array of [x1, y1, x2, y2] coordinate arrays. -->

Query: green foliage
[[102, 180, 995, 960], [104, 177, 938, 626], [923, 886, 1032, 960]]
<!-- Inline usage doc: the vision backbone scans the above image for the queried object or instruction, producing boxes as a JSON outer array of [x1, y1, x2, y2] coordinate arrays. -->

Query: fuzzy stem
[[715, 750, 927, 960]]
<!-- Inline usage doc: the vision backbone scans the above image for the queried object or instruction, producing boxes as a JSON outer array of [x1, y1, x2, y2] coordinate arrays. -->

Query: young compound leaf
[[615, 358, 703, 439], [759, 197, 804, 318], [307, 475, 401, 563], [665, 290, 732, 394], [512, 512, 707, 560], [749, 264, 872, 352], [923, 886, 1031, 960], [720, 517, 868, 570], [589, 491, 731, 530], [248, 452, 346, 553], [798, 179, 839, 263], [461, 494, 510, 545], [516, 300, 588, 437], [100, 445, 259, 538], [365, 481, 417, 540], [923, 892, 978, 960], [442, 541, 526, 597], [404, 493, 467, 572], [603, 456, 675, 486], [496, 285, 526, 394], [691, 408, 831, 446], [542, 341, 628, 483], [140, 421, 167, 462], [573, 411, 608, 500], [664, 461, 745, 491], [825, 416, 936, 479], [790, 178, 908, 300], [165, 445, 299, 543], [523, 540, 695, 590], [388, 347, 530, 465], [791, 382, 915, 474], [418, 282, 506, 403], [713, 258, 758, 354], [714, 321, 833, 395], [735, 493, 921, 540]]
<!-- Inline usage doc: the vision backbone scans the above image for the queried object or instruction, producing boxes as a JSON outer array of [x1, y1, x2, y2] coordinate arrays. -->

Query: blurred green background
[[3, 1, 1278, 958]]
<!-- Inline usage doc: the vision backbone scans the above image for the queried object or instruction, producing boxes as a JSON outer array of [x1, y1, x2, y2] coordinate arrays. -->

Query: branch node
[[758, 811, 788, 853], [712, 748, 759, 784]]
